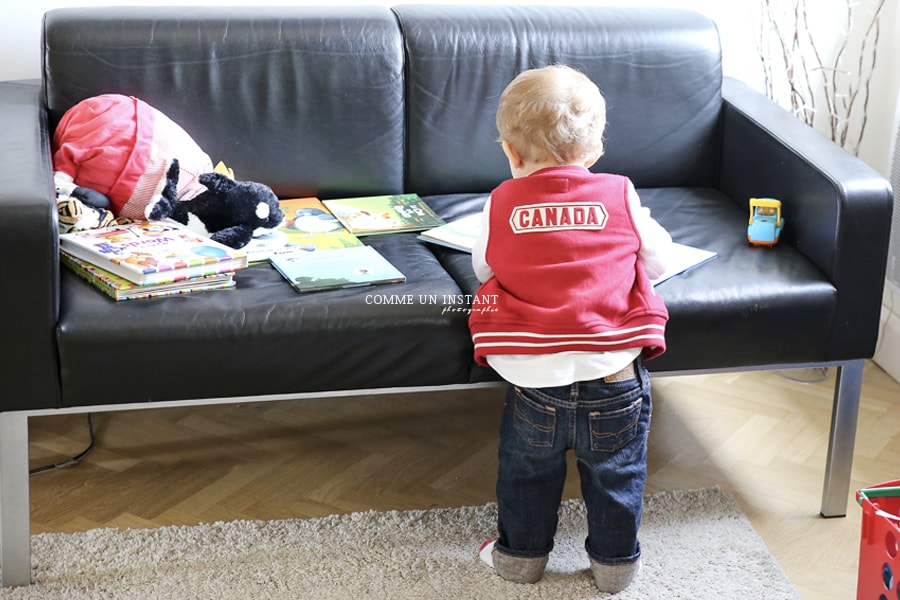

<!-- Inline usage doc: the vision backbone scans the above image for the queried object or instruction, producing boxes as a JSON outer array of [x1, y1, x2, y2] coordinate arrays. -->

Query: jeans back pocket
[[513, 389, 557, 448], [588, 397, 642, 452]]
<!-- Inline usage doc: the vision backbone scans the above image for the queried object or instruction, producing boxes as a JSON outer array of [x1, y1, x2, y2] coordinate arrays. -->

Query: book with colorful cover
[[322, 194, 446, 236], [417, 213, 483, 252], [243, 197, 364, 263], [59, 221, 248, 285], [270, 245, 406, 293], [61, 251, 235, 301]]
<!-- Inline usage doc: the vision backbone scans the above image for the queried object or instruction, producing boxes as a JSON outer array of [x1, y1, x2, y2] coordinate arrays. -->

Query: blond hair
[[496, 64, 606, 165]]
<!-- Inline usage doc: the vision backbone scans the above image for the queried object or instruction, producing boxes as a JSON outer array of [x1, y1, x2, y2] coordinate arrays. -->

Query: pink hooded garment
[[52, 94, 214, 221]]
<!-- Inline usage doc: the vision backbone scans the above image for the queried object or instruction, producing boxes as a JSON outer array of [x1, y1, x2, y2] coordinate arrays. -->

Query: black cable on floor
[[29, 414, 95, 476]]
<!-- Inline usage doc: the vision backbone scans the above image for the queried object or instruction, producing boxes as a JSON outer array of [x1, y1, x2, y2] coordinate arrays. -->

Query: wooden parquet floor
[[26, 360, 900, 599]]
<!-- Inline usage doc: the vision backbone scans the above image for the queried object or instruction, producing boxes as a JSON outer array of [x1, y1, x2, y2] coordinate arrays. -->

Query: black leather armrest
[[0, 80, 61, 409], [719, 76, 893, 360]]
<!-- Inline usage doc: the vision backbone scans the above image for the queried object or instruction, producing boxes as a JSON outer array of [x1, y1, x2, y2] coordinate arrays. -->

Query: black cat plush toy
[[149, 160, 284, 249]]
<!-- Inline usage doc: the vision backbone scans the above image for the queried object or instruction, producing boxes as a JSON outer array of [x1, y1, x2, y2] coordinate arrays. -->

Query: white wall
[[854, 0, 899, 177], [872, 3, 900, 382]]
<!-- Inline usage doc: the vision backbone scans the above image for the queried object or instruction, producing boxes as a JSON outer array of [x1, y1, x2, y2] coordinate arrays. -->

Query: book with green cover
[[322, 194, 446, 236], [270, 245, 405, 293]]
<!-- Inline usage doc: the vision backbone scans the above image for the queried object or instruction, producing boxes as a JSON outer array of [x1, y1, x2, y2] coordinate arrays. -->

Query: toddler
[[469, 64, 674, 593]]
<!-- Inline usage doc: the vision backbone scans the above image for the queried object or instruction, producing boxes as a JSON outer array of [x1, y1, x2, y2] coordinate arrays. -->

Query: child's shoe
[[479, 538, 498, 568], [478, 538, 548, 584]]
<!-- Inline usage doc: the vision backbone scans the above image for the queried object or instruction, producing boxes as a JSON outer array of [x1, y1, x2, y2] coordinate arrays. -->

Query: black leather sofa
[[0, 5, 891, 586]]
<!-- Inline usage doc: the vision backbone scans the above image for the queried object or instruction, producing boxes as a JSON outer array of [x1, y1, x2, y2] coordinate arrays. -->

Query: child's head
[[496, 64, 606, 167]]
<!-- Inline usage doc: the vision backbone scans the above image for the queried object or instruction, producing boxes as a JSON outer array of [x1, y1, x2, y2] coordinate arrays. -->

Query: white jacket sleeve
[[628, 180, 673, 281], [471, 196, 494, 283]]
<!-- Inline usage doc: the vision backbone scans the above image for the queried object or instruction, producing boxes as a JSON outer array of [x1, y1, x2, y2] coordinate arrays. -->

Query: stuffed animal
[[56, 194, 122, 234], [51, 94, 284, 248], [54, 172, 118, 234], [149, 160, 284, 249]]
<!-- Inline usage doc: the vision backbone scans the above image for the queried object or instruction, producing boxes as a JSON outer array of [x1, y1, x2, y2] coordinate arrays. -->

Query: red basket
[[857, 480, 900, 599]]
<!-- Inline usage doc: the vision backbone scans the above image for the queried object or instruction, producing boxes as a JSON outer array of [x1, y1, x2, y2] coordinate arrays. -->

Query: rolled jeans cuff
[[492, 547, 549, 584], [589, 557, 641, 594]]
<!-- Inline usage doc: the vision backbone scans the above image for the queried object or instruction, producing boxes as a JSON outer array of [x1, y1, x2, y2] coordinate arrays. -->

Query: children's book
[[59, 221, 248, 285], [61, 251, 235, 301], [270, 245, 406, 293], [240, 229, 292, 264], [322, 194, 446, 236], [649, 243, 718, 286], [242, 197, 364, 263], [417, 213, 483, 252]]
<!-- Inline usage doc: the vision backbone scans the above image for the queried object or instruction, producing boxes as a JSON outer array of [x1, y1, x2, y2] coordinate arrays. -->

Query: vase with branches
[[755, 0, 886, 156]]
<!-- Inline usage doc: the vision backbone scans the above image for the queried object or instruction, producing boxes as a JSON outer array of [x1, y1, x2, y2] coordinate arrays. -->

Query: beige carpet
[[2, 487, 799, 599]]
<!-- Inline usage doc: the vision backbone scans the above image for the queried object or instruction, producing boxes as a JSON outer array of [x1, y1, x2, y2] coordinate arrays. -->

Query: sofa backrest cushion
[[395, 5, 723, 195], [42, 6, 406, 199]]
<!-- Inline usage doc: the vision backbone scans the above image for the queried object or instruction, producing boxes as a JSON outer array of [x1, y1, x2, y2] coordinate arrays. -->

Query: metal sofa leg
[[820, 360, 864, 518], [0, 412, 30, 586]]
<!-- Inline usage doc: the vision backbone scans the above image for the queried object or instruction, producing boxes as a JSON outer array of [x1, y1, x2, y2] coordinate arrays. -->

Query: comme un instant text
[[365, 293, 499, 305], [365, 293, 500, 316]]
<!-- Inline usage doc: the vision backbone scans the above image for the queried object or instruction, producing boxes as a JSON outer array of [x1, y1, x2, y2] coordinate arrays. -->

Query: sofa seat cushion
[[640, 188, 836, 372], [56, 234, 473, 408], [422, 188, 836, 376]]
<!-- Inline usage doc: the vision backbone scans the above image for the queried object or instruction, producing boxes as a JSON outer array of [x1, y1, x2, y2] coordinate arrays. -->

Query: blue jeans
[[495, 357, 651, 567]]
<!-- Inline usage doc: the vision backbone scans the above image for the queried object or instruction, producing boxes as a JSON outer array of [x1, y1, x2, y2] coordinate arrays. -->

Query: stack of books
[[59, 221, 248, 301]]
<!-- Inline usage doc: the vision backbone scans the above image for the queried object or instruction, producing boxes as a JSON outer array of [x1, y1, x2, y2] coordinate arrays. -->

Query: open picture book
[[418, 214, 717, 286]]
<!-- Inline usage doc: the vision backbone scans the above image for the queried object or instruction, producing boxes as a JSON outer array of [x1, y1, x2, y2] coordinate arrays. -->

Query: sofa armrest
[[0, 80, 61, 410], [719, 76, 893, 360]]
